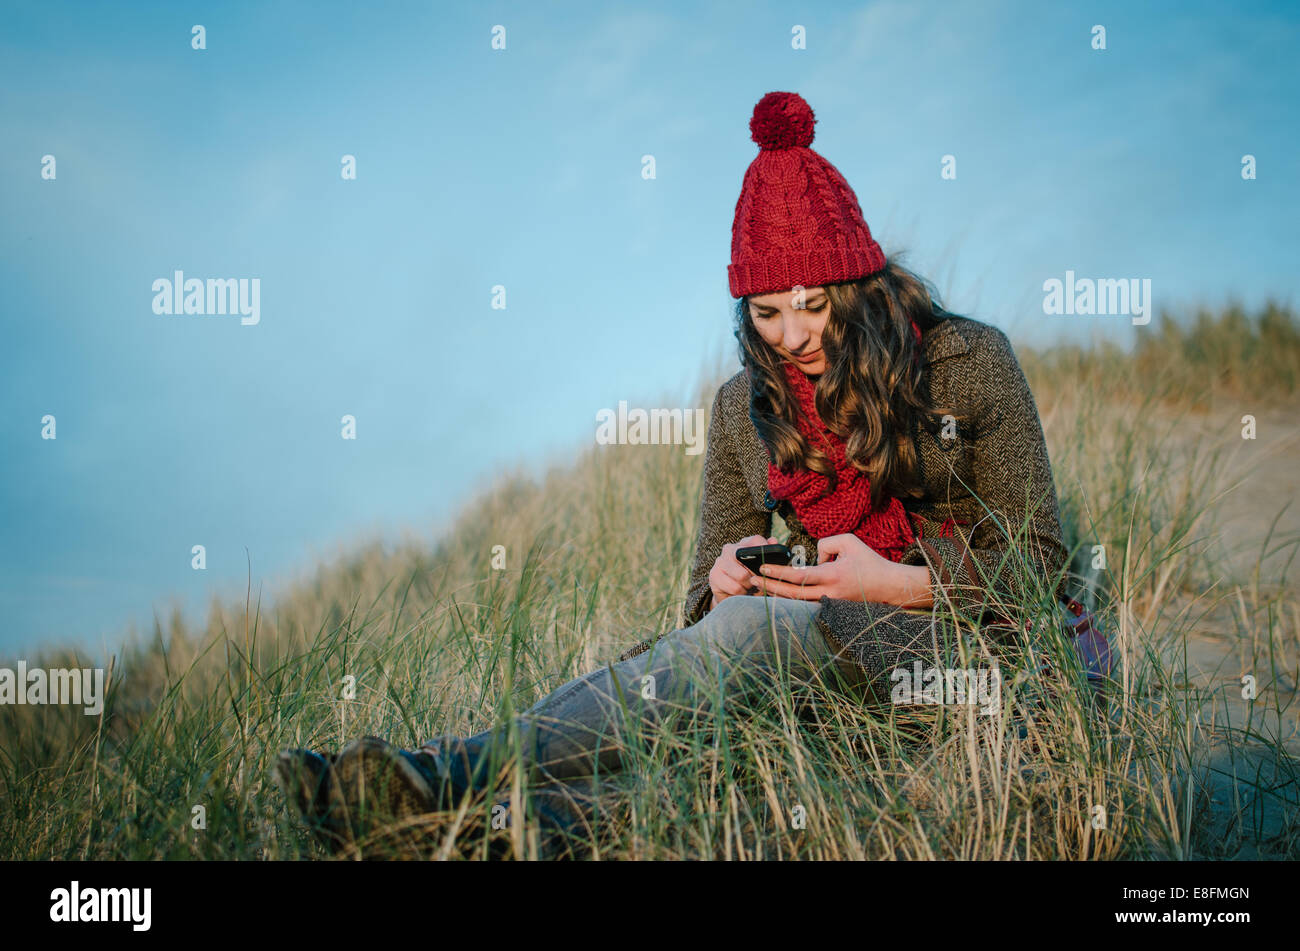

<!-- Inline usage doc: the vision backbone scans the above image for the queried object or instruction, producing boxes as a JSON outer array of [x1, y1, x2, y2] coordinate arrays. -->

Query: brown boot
[[273, 748, 349, 854]]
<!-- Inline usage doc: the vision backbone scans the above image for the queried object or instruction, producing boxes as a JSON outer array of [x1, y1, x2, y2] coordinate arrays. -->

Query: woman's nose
[[782, 315, 810, 350]]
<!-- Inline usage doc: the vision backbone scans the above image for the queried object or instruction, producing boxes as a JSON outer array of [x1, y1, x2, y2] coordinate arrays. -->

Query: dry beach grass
[[1, 304, 1297, 860]]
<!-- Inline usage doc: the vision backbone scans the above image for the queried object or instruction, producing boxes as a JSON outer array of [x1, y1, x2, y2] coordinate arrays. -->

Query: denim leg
[[459, 596, 862, 785]]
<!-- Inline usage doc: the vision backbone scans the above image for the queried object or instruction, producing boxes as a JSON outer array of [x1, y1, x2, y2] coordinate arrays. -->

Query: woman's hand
[[752, 533, 933, 607], [708, 534, 779, 610]]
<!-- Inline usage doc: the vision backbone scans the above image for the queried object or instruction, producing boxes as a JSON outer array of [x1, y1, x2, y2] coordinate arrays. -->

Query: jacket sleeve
[[681, 381, 772, 627], [899, 327, 1069, 619]]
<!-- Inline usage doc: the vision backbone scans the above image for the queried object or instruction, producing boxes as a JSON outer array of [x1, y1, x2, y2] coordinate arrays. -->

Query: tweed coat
[[620, 306, 1071, 693]]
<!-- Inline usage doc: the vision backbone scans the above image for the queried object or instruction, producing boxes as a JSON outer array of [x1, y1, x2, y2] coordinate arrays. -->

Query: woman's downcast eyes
[[751, 300, 828, 319]]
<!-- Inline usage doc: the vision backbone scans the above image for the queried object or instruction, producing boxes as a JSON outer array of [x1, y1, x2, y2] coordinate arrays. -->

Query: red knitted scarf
[[766, 319, 939, 562]]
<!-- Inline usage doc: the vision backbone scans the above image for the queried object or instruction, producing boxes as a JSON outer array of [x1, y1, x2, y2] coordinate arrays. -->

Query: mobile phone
[[735, 543, 793, 573]]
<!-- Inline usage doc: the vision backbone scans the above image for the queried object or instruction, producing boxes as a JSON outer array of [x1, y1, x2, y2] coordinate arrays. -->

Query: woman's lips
[[791, 348, 822, 364]]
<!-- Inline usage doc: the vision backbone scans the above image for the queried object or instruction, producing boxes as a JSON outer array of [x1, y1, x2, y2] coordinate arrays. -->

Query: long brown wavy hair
[[736, 258, 966, 509]]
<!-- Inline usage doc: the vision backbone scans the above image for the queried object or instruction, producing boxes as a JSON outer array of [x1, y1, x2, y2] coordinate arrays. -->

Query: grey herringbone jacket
[[622, 309, 1070, 688]]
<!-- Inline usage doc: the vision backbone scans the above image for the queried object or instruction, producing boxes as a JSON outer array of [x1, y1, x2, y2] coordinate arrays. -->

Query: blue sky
[[2, 0, 1297, 660]]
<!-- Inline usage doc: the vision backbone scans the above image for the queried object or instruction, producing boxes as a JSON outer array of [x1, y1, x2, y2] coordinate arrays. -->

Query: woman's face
[[747, 286, 830, 376]]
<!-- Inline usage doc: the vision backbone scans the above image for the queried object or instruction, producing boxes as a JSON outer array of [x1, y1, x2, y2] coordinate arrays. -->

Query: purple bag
[[1058, 596, 1113, 689], [993, 595, 1114, 700]]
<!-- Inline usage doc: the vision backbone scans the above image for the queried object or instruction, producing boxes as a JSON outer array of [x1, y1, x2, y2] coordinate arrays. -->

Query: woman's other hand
[[708, 534, 778, 610]]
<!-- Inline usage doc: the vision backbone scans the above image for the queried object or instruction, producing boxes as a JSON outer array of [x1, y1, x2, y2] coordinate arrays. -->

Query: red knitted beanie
[[728, 92, 886, 299]]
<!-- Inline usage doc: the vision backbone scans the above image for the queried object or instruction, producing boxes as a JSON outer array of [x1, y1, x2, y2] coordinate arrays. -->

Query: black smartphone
[[735, 543, 793, 573]]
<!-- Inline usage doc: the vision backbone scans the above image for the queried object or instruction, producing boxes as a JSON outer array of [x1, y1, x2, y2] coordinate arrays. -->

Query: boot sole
[[332, 736, 436, 849]]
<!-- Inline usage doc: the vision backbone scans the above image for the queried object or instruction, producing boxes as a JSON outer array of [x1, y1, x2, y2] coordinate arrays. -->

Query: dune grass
[[1019, 299, 1300, 411], [1, 304, 1297, 860]]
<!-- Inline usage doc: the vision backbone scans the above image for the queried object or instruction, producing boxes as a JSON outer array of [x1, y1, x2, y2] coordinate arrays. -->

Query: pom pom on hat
[[749, 91, 816, 150]]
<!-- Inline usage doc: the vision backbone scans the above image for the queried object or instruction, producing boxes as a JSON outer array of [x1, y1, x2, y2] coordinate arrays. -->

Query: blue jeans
[[438, 595, 866, 787]]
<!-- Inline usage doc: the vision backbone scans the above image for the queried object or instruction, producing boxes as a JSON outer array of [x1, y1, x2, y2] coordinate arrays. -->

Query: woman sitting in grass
[[276, 91, 1070, 857]]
